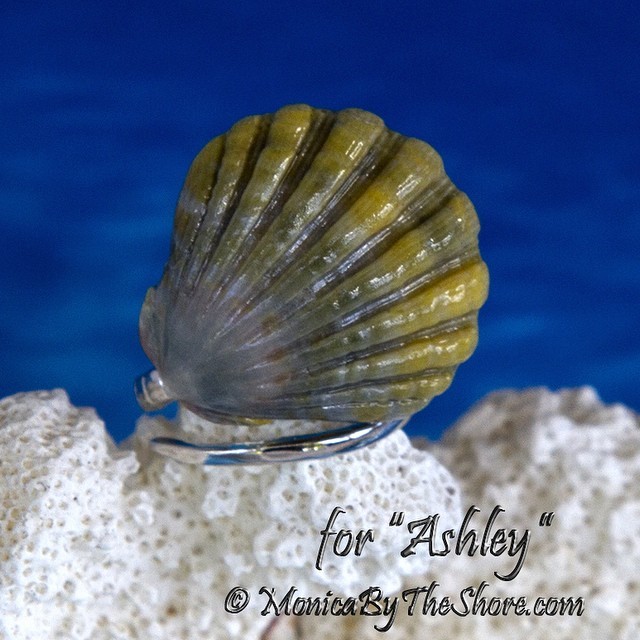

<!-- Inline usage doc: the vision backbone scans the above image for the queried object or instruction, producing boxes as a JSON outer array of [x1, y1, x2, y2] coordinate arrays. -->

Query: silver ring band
[[149, 419, 407, 465], [136, 369, 407, 464]]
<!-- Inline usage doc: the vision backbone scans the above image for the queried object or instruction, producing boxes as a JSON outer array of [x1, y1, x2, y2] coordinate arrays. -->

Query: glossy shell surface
[[139, 104, 489, 423]]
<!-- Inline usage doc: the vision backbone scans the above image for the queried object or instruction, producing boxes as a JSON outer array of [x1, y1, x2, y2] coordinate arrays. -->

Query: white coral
[[0, 390, 459, 640], [293, 387, 640, 639], [1, 387, 638, 639]]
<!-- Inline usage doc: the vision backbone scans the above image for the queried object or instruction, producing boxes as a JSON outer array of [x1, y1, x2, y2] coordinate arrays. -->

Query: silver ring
[[136, 369, 407, 465], [149, 419, 407, 465]]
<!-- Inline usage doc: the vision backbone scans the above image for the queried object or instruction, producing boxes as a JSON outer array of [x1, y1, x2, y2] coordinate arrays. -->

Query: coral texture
[[1, 387, 638, 639], [0, 390, 459, 640], [292, 387, 640, 639]]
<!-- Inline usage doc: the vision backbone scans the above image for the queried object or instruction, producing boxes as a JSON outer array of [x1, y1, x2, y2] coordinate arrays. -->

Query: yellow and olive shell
[[139, 104, 489, 424]]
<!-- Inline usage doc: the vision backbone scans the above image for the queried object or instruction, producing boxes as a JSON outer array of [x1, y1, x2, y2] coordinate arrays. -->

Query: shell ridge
[[209, 127, 404, 336], [220, 372, 455, 422], [216, 165, 452, 349], [229, 260, 487, 389], [231, 179, 460, 348], [326, 250, 482, 334], [144, 131, 227, 367], [206, 113, 391, 320], [242, 310, 479, 378], [294, 258, 484, 356], [272, 130, 403, 259], [272, 144, 452, 303], [160, 117, 272, 352], [196, 107, 337, 315], [194, 201, 482, 383], [285, 192, 481, 341], [254, 366, 458, 401], [189, 108, 339, 331], [305, 315, 479, 376], [202, 109, 388, 324], [242, 246, 460, 354], [218, 321, 476, 421], [186, 115, 274, 299], [140, 105, 489, 423], [303, 178, 456, 297], [167, 134, 227, 299], [255, 129, 404, 286]]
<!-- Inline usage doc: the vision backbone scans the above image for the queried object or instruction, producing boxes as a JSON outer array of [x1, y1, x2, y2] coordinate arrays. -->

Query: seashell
[[137, 104, 489, 425]]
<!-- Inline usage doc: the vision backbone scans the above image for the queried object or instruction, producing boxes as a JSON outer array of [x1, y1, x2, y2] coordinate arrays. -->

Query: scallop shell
[[139, 104, 489, 424]]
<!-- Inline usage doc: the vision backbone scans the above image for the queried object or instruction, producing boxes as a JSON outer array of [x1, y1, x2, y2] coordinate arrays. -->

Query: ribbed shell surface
[[139, 104, 489, 423]]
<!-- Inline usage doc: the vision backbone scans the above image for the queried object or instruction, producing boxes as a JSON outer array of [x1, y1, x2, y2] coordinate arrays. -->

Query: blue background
[[1, 1, 638, 442]]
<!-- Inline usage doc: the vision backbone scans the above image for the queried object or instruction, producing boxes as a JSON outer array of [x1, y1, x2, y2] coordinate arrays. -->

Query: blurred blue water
[[1, 1, 638, 442]]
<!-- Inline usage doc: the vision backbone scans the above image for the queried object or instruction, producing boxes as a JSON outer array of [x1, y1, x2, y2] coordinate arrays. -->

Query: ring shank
[[149, 418, 408, 465]]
